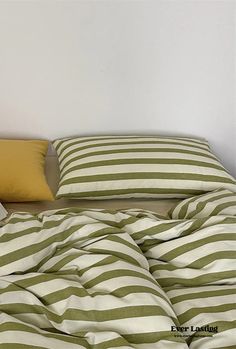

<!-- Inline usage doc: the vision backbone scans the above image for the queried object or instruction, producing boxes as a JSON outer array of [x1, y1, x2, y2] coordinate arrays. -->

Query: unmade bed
[[1, 136, 236, 349]]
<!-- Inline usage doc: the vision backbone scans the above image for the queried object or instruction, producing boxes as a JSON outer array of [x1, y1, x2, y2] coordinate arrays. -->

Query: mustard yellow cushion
[[0, 140, 54, 202]]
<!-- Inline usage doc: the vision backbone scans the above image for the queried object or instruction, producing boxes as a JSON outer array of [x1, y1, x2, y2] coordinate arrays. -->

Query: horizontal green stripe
[[0, 303, 169, 323], [149, 262, 180, 273], [42, 285, 170, 307], [61, 158, 224, 179], [118, 216, 153, 230], [0, 322, 89, 347], [0, 226, 41, 243], [131, 221, 180, 241], [160, 233, 236, 261], [124, 331, 186, 344], [27, 238, 136, 273], [188, 251, 236, 268], [83, 269, 158, 288], [56, 137, 210, 159], [0, 345, 47, 349], [2, 213, 99, 243], [56, 187, 203, 199], [54, 136, 209, 153], [59, 138, 210, 158], [1, 273, 71, 289], [92, 335, 133, 348], [0, 214, 78, 243], [60, 172, 235, 186], [169, 288, 236, 305], [6, 216, 39, 224], [0, 224, 119, 268], [44, 237, 142, 274], [1, 322, 172, 349], [178, 303, 236, 324], [157, 270, 236, 287], [61, 140, 210, 163], [82, 248, 142, 268], [135, 218, 209, 247], [60, 147, 217, 172], [0, 284, 169, 309]]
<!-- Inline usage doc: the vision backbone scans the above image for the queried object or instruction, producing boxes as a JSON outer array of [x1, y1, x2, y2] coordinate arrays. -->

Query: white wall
[[0, 0, 235, 175]]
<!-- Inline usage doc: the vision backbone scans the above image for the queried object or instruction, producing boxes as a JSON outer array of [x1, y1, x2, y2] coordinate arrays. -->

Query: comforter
[[0, 207, 235, 349]]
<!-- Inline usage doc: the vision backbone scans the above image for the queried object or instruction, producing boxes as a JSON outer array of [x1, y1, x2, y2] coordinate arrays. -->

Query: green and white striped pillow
[[170, 188, 236, 219], [53, 136, 236, 200]]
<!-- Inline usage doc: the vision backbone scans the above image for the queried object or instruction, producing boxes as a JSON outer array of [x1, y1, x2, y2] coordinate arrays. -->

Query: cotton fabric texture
[[0, 139, 53, 202], [170, 188, 236, 219], [53, 135, 236, 199], [0, 207, 235, 348]]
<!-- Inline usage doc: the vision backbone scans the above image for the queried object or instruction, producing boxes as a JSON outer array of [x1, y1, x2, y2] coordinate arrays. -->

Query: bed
[[0, 136, 236, 349]]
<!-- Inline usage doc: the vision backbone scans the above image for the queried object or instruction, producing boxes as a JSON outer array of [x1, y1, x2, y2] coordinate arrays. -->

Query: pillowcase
[[170, 188, 236, 219], [0, 139, 53, 202], [53, 135, 236, 200]]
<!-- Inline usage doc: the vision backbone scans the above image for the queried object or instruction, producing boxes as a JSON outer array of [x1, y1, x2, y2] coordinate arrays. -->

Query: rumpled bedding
[[0, 206, 235, 349]]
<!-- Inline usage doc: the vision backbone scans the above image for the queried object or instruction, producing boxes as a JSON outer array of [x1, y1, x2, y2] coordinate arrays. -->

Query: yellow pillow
[[0, 139, 54, 202]]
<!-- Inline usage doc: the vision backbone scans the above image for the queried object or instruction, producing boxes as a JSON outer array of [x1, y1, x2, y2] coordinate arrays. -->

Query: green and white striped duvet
[[0, 208, 188, 349], [53, 136, 236, 200], [170, 188, 236, 219], [0, 206, 235, 348], [122, 211, 236, 349]]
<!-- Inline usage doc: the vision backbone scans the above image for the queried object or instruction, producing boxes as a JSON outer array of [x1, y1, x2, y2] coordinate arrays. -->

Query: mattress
[[4, 155, 180, 216]]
